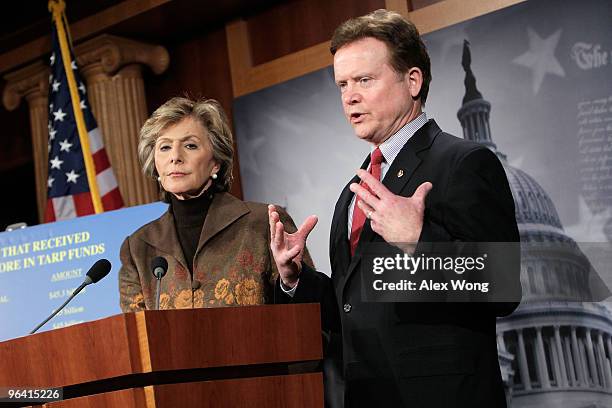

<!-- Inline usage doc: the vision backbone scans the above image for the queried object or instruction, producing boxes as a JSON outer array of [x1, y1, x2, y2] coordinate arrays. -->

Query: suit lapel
[[139, 210, 190, 271], [195, 192, 250, 258], [340, 120, 441, 294]]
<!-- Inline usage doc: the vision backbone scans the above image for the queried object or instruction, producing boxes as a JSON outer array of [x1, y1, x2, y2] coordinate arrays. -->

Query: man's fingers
[[350, 182, 380, 210], [356, 169, 391, 199], [298, 215, 318, 239], [357, 198, 375, 217], [412, 182, 433, 203], [274, 220, 285, 248], [285, 244, 302, 260], [268, 205, 277, 240]]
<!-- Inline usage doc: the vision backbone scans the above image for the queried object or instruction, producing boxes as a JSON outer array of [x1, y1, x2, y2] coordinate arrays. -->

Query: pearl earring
[[157, 176, 161, 182], [211, 173, 218, 180]]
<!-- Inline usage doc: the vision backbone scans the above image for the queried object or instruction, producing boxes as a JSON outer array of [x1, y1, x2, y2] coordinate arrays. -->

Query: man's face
[[333, 37, 420, 146]]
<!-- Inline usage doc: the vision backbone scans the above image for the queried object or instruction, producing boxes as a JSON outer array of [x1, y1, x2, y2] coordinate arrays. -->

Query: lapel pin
[[397, 169, 404, 178]]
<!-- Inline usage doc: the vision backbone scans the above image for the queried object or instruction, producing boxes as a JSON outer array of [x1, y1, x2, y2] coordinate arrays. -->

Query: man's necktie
[[350, 147, 384, 256]]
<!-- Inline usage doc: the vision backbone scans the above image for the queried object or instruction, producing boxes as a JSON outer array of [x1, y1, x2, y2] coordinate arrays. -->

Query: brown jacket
[[119, 192, 302, 312]]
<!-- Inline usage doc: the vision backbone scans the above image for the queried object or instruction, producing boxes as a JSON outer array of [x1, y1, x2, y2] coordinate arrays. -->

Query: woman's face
[[154, 116, 220, 200]]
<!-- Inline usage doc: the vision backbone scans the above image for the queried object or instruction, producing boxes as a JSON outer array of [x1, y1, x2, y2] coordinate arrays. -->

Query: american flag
[[45, 16, 123, 222]]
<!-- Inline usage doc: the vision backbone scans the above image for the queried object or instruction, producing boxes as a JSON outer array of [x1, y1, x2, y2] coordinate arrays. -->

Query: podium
[[0, 304, 323, 407]]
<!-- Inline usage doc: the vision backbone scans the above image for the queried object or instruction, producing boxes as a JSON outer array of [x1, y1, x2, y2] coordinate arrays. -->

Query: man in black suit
[[269, 9, 520, 408]]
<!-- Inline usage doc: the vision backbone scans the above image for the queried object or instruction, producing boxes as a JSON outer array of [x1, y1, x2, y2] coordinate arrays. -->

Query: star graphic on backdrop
[[513, 28, 565, 94], [80, 100, 87, 110], [564, 195, 610, 242], [47, 177, 54, 188], [59, 139, 72, 152], [78, 82, 86, 94], [50, 53, 55, 65], [51, 80, 60, 92], [71, 60, 77, 70], [50, 156, 63, 170], [53, 108, 67, 122], [49, 128, 57, 140], [65, 170, 79, 184]]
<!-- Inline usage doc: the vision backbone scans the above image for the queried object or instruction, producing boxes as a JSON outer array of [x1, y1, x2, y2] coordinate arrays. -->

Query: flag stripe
[[52, 196, 77, 220], [97, 167, 118, 197], [102, 188, 124, 211], [45, 200, 56, 223], [92, 149, 110, 173], [88, 127, 103, 154], [73, 192, 94, 216]]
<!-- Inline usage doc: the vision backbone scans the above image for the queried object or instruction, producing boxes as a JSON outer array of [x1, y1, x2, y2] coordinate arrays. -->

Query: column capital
[[3, 60, 49, 111], [74, 34, 169, 77]]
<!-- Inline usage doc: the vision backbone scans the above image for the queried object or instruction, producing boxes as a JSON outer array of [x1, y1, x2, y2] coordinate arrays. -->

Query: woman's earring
[[211, 173, 218, 180], [157, 176, 161, 182]]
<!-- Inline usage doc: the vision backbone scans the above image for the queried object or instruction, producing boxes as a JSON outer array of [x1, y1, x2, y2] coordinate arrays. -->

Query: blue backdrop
[[0, 202, 167, 341]]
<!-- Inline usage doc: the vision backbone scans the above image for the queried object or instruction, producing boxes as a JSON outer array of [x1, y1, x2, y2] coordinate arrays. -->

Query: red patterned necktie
[[350, 147, 384, 256]]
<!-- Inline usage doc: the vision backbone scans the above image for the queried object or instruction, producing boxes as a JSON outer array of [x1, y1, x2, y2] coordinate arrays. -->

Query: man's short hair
[[330, 9, 432, 104]]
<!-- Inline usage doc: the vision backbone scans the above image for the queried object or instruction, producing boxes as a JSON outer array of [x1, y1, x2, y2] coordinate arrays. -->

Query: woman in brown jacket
[[119, 97, 309, 311]]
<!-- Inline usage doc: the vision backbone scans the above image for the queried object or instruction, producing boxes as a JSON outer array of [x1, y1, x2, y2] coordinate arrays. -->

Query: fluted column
[[585, 328, 600, 386], [554, 326, 568, 387], [75, 34, 169, 207], [535, 327, 551, 388], [597, 331, 612, 388], [550, 337, 562, 387], [517, 329, 532, 390], [3, 61, 50, 222], [564, 336, 576, 386], [571, 326, 586, 385]]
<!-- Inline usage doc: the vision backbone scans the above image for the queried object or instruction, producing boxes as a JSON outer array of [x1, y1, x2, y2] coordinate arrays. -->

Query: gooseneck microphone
[[30, 259, 112, 334], [151, 256, 168, 310]]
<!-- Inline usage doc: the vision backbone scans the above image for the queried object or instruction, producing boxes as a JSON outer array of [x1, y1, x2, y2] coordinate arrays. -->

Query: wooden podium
[[0, 304, 323, 407]]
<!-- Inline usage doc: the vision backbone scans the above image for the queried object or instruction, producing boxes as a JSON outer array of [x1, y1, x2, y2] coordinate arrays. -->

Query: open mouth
[[350, 112, 365, 123]]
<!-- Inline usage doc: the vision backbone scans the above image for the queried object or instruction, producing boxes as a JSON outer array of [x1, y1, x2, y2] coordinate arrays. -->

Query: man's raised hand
[[268, 205, 318, 288]]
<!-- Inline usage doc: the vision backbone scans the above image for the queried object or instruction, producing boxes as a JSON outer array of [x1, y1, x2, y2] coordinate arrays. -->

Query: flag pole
[[48, 0, 103, 214]]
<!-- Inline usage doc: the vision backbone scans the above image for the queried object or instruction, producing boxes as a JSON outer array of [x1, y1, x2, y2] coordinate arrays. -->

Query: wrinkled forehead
[[156, 116, 208, 144], [333, 37, 391, 80]]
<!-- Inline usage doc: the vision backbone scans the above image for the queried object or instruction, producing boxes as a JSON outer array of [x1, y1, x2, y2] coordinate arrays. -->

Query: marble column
[[585, 328, 600, 386], [564, 336, 576, 386], [549, 337, 562, 387], [517, 329, 532, 390], [554, 326, 568, 387], [3, 61, 50, 223], [75, 34, 169, 207], [597, 331, 612, 388], [571, 326, 585, 386], [535, 327, 551, 389]]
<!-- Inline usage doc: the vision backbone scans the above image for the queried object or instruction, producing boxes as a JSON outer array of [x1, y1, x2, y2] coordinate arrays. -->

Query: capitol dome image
[[458, 40, 612, 408]]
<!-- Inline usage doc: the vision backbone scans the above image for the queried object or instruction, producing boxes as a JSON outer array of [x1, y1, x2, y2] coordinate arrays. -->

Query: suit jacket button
[[343, 303, 352, 313]]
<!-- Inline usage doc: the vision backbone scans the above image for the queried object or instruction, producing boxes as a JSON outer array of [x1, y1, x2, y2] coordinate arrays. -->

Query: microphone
[[151, 256, 168, 310], [192, 280, 201, 290], [30, 259, 112, 334]]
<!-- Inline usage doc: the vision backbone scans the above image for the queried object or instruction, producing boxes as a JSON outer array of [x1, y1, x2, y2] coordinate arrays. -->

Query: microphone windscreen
[[151, 256, 168, 278], [86, 259, 112, 283]]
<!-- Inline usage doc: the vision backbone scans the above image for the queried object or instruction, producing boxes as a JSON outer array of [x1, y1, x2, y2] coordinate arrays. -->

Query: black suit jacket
[[277, 120, 520, 408]]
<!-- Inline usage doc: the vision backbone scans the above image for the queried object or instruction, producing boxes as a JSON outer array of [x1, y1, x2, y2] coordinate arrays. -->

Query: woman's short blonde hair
[[138, 97, 234, 199]]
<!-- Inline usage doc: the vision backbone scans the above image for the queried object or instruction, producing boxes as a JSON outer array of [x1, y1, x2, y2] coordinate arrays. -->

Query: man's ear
[[406, 67, 423, 100]]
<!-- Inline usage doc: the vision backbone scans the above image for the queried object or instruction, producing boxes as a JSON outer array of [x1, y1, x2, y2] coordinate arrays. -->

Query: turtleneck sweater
[[169, 190, 214, 275]]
